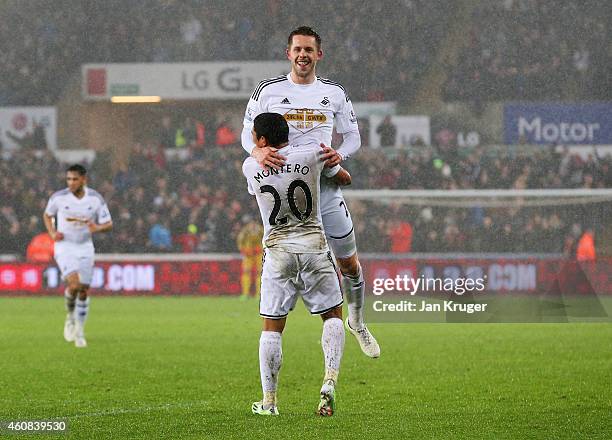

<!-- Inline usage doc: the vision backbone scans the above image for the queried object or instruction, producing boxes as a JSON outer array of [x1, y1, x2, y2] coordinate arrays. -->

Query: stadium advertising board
[[504, 103, 612, 145], [0, 261, 242, 295], [352, 102, 397, 117], [364, 257, 611, 322], [369, 115, 430, 147], [82, 62, 287, 100], [0, 107, 57, 151], [1, 257, 609, 298]]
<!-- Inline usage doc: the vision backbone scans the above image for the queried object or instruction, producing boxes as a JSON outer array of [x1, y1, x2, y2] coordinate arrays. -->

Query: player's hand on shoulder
[[253, 146, 286, 170], [320, 143, 342, 168]]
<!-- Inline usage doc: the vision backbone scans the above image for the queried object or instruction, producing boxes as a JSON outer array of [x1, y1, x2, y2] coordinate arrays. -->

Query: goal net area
[[342, 189, 612, 322], [342, 189, 612, 255]]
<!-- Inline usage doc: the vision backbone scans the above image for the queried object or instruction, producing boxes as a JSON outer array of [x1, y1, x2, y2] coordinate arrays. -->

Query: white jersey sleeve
[[241, 126, 256, 156], [44, 193, 60, 216], [333, 93, 361, 160], [334, 93, 359, 135], [242, 76, 285, 155], [245, 170, 256, 195], [96, 200, 112, 224], [336, 130, 361, 161], [241, 95, 264, 155]]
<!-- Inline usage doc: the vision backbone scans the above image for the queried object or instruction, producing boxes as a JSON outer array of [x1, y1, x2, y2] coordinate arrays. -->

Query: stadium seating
[[9, 0, 609, 105], [1, 145, 609, 255], [444, 0, 609, 101]]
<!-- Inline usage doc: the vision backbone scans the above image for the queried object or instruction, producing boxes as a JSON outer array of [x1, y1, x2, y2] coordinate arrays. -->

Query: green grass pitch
[[1, 296, 611, 439]]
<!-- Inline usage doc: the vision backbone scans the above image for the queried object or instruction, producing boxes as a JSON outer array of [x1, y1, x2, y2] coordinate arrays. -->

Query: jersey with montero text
[[243, 143, 340, 253]]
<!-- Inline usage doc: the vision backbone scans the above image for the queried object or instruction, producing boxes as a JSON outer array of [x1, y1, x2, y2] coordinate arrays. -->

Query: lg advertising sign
[[504, 103, 612, 145], [82, 62, 287, 100]]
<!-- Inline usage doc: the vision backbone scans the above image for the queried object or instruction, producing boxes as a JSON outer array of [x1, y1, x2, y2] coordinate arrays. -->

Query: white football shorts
[[54, 253, 94, 285], [322, 199, 357, 259], [259, 248, 343, 319]]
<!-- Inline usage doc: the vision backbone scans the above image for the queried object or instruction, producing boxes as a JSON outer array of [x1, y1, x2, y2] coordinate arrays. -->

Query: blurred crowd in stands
[[1, 144, 609, 257], [1, 0, 610, 258], [445, 0, 610, 102], [0, 0, 446, 105], [2, 0, 609, 106], [350, 146, 612, 190]]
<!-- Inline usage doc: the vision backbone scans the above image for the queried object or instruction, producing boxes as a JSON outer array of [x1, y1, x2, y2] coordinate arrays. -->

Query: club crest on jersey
[[321, 97, 330, 106], [281, 97, 291, 104], [283, 109, 327, 133]]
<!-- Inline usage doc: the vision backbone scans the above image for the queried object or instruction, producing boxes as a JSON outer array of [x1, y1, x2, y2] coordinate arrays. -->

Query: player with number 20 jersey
[[242, 26, 380, 360], [244, 113, 352, 417]]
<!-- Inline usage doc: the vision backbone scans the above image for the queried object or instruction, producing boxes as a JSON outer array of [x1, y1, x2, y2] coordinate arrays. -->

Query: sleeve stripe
[[318, 77, 350, 101], [252, 76, 288, 101], [318, 77, 347, 92], [251, 75, 286, 99]]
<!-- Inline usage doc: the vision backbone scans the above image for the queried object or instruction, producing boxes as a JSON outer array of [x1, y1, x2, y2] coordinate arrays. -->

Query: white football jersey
[[242, 73, 359, 214], [243, 73, 359, 148], [243, 143, 340, 253], [44, 187, 112, 256]]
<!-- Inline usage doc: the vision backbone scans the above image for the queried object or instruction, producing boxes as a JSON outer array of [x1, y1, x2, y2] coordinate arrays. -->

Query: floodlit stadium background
[[0, 0, 609, 297], [0, 1, 611, 437]]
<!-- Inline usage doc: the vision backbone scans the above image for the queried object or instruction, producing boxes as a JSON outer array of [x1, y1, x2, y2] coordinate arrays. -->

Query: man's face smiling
[[287, 35, 322, 83]]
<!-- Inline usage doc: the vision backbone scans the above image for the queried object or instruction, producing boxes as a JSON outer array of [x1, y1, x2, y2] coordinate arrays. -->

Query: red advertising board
[[0, 260, 242, 296], [0, 256, 609, 296], [363, 258, 612, 295]]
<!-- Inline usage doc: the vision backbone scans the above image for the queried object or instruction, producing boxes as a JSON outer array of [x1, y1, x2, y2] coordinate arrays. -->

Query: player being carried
[[242, 26, 379, 358], [244, 113, 352, 416], [43, 164, 113, 348]]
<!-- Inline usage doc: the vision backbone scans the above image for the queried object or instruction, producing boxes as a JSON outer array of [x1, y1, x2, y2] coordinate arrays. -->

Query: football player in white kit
[[242, 26, 380, 358], [244, 113, 351, 416], [43, 164, 112, 348]]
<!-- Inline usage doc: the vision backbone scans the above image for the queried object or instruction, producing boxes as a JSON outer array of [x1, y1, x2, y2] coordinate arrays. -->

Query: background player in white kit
[[43, 164, 112, 348], [244, 113, 351, 416], [242, 26, 379, 358]]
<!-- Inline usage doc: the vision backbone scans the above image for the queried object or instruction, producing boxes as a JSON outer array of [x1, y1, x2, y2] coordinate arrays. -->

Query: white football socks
[[342, 265, 365, 329], [259, 331, 282, 407], [321, 317, 345, 386], [75, 297, 90, 328]]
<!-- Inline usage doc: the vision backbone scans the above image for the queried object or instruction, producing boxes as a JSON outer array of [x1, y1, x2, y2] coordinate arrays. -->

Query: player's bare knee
[[336, 254, 359, 277], [263, 317, 286, 333], [321, 306, 342, 321], [66, 280, 80, 295]]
